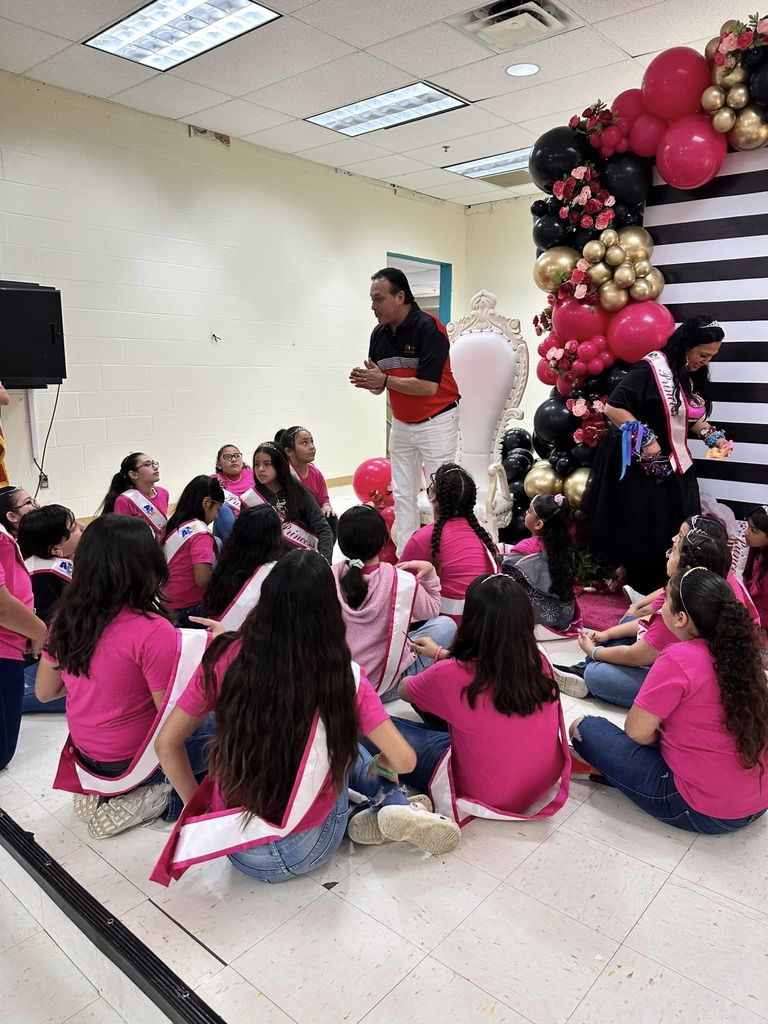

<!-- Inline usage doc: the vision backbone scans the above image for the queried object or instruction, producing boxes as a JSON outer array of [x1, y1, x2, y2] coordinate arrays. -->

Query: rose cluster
[[569, 100, 631, 158], [551, 165, 616, 232]]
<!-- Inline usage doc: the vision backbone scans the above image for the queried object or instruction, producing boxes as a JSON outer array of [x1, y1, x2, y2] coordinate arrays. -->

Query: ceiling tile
[[110, 77, 231, 121], [341, 153, 433, 179], [510, 182, 545, 197], [387, 168, 466, 189], [459, 192, 508, 205], [25, 43, 158, 98], [170, 17, 353, 94], [294, 0, 479, 49], [418, 179, 503, 200], [183, 98, 291, 137], [367, 23, 495, 78], [367, 105, 508, 154], [595, 0, 724, 56], [404, 123, 538, 169], [0, 18, 70, 74], [296, 137, 392, 166], [243, 52, 413, 119], [633, 36, 712, 68], [518, 105, 585, 138], [564, 0, 662, 20], [243, 118, 338, 153], [267, 0, 317, 10], [0, 0, 141, 42]]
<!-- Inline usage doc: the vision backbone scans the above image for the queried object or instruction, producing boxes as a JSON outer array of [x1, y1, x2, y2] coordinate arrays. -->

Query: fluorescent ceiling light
[[86, 0, 280, 71], [506, 62, 539, 77], [306, 83, 466, 137], [444, 147, 533, 178]]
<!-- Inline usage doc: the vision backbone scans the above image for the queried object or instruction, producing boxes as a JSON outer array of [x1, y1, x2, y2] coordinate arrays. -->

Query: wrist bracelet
[[371, 753, 397, 779], [592, 645, 602, 662], [434, 645, 443, 661], [704, 430, 725, 449]]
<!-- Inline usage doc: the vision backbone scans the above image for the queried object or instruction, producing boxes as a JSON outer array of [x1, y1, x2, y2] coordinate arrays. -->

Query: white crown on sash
[[24, 555, 74, 582], [643, 351, 693, 475], [123, 489, 168, 537], [439, 545, 499, 617], [217, 562, 276, 631], [428, 646, 571, 826], [151, 662, 362, 886], [240, 487, 318, 551], [371, 566, 418, 696], [163, 519, 209, 564], [53, 628, 207, 797]]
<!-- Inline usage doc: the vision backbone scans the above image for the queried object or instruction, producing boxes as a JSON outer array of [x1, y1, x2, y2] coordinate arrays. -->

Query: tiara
[[679, 565, 708, 617], [702, 320, 721, 329]]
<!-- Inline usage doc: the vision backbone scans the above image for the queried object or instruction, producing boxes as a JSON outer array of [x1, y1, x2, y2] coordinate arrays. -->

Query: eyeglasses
[[220, 453, 242, 462], [138, 460, 160, 469], [14, 497, 38, 513]]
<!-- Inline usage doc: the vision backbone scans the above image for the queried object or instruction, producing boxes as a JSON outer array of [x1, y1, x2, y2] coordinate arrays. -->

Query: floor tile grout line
[[556, 817, 695, 875], [60, 993, 124, 1024], [224, 960, 305, 1024], [649, 871, 768, 925], [146, 897, 229, 967]]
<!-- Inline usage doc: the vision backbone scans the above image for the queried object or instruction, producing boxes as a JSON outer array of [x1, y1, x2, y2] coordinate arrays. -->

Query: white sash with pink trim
[[53, 628, 207, 797], [151, 662, 362, 885], [439, 545, 499, 617], [163, 519, 209, 564], [240, 487, 317, 551], [0, 523, 27, 567], [222, 489, 241, 513], [24, 555, 73, 582], [643, 350, 693, 474], [123, 489, 168, 535], [217, 562, 276, 631], [372, 566, 418, 696], [428, 648, 571, 826]]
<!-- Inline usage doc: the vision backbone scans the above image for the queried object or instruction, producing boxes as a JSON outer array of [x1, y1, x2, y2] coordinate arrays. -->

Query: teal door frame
[[387, 252, 453, 325]]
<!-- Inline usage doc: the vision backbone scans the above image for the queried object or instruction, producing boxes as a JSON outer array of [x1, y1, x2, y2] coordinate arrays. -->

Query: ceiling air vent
[[448, 1, 577, 54]]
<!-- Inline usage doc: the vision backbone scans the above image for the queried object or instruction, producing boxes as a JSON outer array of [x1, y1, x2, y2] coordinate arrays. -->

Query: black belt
[[411, 399, 459, 425]]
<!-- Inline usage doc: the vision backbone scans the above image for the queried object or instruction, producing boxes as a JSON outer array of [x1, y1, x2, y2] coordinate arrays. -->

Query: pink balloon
[[536, 358, 558, 386], [601, 350, 615, 368], [593, 334, 607, 351], [629, 114, 667, 158], [353, 458, 392, 508], [578, 340, 598, 361], [608, 302, 676, 363], [551, 297, 608, 341], [656, 114, 727, 190], [379, 538, 397, 564], [379, 505, 395, 535], [587, 357, 605, 377], [571, 359, 588, 380], [556, 376, 573, 397], [613, 88, 646, 123], [642, 47, 711, 121], [537, 340, 550, 357]]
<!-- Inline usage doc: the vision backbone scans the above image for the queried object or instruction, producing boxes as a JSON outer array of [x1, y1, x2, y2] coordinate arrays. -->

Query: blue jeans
[[23, 659, 66, 714], [572, 715, 767, 834], [163, 712, 216, 820], [0, 657, 25, 770], [583, 658, 650, 709], [365, 717, 451, 794], [213, 502, 236, 544], [380, 615, 458, 703]]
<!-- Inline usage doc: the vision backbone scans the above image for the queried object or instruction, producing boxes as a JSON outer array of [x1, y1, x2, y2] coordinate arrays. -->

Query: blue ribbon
[[619, 421, 646, 480]]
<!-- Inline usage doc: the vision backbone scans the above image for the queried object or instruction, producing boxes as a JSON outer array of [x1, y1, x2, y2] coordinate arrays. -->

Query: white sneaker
[[622, 584, 645, 605], [378, 803, 461, 855], [347, 794, 433, 846], [87, 783, 170, 840], [73, 793, 101, 824]]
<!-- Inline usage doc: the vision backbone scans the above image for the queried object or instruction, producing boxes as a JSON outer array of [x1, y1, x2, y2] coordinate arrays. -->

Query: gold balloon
[[712, 63, 749, 88], [563, 468, 590, 510], [613, 261, 636, 289], [618, 226, 654, 261], [586, 260, 612, 288], [582, 239, 605, 264], [644, 267, 665, 300], [720, 19, 739, 34], [705, 36, 720, 62], [524, 462, 563, 498], [599, 228, 619, 248], [605, 244, 627, 267], [533, 246, 580, 292], [634, 259, 652, 278], [726, 84, 750, 109], [630, 277, 653, 301], [701, 85, 726, 111], [727, 102, 768, 151], [712, 106, 738, 132], [599, 280, 630, 312]]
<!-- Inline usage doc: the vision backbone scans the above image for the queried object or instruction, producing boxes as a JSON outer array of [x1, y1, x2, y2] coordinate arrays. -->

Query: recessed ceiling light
[[306, 83, 466, 137], [444, 147, 533, 179], [85, 0, 280, 71], [506, 63, 540, 77]]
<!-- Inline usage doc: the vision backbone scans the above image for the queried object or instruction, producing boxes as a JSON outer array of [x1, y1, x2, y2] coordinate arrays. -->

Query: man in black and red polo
[[350, 268, 460, 551]]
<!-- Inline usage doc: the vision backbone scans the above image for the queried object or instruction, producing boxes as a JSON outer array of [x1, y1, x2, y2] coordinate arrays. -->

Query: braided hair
[[430, 464, 498, 569], [530, 494, 575, 602]]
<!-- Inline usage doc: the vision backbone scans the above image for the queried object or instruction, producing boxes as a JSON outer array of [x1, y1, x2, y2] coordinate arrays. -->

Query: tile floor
[[1, 487, 767, 1024]]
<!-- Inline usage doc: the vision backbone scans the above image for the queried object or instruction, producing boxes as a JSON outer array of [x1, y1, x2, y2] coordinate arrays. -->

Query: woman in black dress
[[584, 316, 729, 591]]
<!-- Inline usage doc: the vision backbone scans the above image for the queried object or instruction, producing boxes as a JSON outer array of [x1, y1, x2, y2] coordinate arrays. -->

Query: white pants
[[389, 406, 459, 554]]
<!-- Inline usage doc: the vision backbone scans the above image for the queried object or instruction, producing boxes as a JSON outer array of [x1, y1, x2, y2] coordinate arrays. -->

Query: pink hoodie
[[333, 560, 441, 685]]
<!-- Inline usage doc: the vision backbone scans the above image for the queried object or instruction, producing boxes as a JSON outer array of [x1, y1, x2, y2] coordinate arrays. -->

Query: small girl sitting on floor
[[744, 505, 768, 633], [275, 426, 337, 539], [163, 476, 224, 627], [212, 444, 255, 542], [100, 453, 168, 540]]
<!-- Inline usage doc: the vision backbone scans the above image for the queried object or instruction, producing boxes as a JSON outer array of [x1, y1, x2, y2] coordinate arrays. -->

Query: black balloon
[[546, 195, 561, 215], [532, 431, 554, 458], [512, 488, 531, 511], [750, 63, 768, 106], [507, 479, 528, 501], [571, 442, 595, 467], [534, 398, 579, 445], [743, 46, 768, 70], [504, 452, 532, 482], [529, 126, 593, 194], [570, 387, 585, 401], [555, 455, 576, 477], [603, 153, 653, 207], [611, 202, 632, 227], [605, 367, 629, 394], [499, 513, 528, 545], [548, 449, 563, 468], [532, 214, 567, 250], [502, 428, 532, 452], [531, 199, 549, 217], [572, 226, 599, 250]]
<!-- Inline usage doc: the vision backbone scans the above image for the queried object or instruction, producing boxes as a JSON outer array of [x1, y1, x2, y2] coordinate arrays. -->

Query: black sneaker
[[553, 663, 588, 699]]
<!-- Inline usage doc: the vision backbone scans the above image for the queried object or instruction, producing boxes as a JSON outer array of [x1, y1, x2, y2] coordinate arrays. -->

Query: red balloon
[[353, 457, 393, 508], [608, 302, 676, 362], [379, 538, 397, 564], [551, 297, 608, 341], [537, 340, 549, 357], [601, 350, 616, 368], [556, 376, 573, 397], [613, 88, 646, 123], [656, 114, 727, 190], [587, 357, 605, 377], [629, 114, 667, 158], [571, 358, 588, 380], [379, 505, 395, 535], [577, 339, 598, 361], [593, 334, 607, 351], [641, 47, 711, 121], [536, 358, 558, 385]]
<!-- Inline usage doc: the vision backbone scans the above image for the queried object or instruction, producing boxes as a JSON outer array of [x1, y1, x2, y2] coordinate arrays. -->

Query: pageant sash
[[24, 555, 74, 582], [53, 628, 207, 797], [643, 351, 693, 474], [222, 489, 241, 513], [151, 662, 362, 885], [239, 487, 267, 509], [123, 489, 168, 535], [240, 487, 317, 550], [217, 562, 276, 631], [428, 647, 571, 827], [438, 546, 499, 617], [372, 566, 418, 696], [163, 520, 209, 564], [0, 523, 26, 567]]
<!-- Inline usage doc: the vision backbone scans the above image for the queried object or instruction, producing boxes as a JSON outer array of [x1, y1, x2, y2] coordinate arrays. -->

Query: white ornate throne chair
[[447, 290, 529, 542]]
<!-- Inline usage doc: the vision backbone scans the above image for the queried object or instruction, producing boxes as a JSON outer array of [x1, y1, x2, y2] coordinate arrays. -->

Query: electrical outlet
[[39, 473, 49, 489]]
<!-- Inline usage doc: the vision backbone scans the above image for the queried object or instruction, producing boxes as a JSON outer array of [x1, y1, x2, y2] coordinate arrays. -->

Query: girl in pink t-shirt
[[744, 505, 768, 633], [100, 452, 169, 541], [276, 426, 337, 540], [162, 476, 224, 623], [571, 567, 768, 832]]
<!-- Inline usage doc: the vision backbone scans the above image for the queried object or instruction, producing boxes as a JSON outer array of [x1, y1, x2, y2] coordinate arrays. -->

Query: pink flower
[[570, 268, 586, 284], [758, 17, 768, 33], [592, 399, 606, 413], [572, 166, 587, 180], [580, 215, 594, 229], [571, 399, 588, 417], [559, 205, 569, 219], [576, 186, 591, 206], [586, 117, 598, 131], [557, 357, 570, 370], [574, 283, 588, 299], [576, 258, 590, 271], [719, 32, 739, 51], [565, 340, 579, 353], [594, 211, 612, 229], [545, 347, 558, 361], [599, 109, 612, 124], [553, 180, 565, 199], [714, 49, 726, 66], [569, 115, 580, 129], [604, 195, 615, 207], [573, 428, 585, 443], [737, 28, 754, 48], [569, 211, 580, 224]]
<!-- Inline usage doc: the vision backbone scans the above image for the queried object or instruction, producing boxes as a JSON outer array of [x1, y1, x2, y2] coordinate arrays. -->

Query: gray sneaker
[[347, 795, 433, 846], [87, 783, 170, 840], [378, 803, 461, 855], [73, 793, 101, 824]]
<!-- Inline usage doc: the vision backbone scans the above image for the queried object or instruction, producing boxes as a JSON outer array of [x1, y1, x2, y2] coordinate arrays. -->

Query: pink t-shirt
[[163, 522, 215, 610], [0, 529, 34, 660], [510, 536, 545, 555], [635, 638, 768, 817], [215, 469, 255, 516], [177, 639, 388, 828], [42, 608, 178, 763], [407, 655, 563, 812], [744, 558, 768, 630], [113, 487, 169, 539], [637, 591, 677, 653], [401, 520, 497, 622], [293, 463, 330, 509]]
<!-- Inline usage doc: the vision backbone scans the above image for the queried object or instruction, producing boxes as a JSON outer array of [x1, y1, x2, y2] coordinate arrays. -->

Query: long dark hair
[[430, 463, 497, 569], [99, 452, 145, 514], [274, 426, 305, 452], [669, 568, 768, 769], [201, 550, 359, 821], [45, 516, 170, 676], [531, 494, 575, 601], [204, 506, 291, 617], [683, 513, 727, 544], [451, 575, 557, 716], [676, 529, 730, 578], [18, 505, 77, 559], [253, 442, 312, 523], [166, 475, 224, 535], [662, 315, 724, 417], [0, 485, 24, 534], [337, 505, 388, 610], [746, 505, 768, 582]]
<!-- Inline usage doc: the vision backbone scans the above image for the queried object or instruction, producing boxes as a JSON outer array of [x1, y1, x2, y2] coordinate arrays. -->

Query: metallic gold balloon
[[599, 280, 630, 312], [726, 84, 750, 110], [712, 106, 737, 132], [705, 36, 720, 62], [712, 64, 749, 88], [727, 102, 768, 151], [644, 267, 665, 300], [524, 461, 563, 498], [720, 19, 739, 34], [634, 259, 652, 278], [701, 85, 726, 111], [563, 467, 590, 510], [582, 239, 605, 264], [630, 277, 653, 301], [618, 226, 654, 261], [613, 261, 636, 289], [605, 245, 627, 267], [599, 228, 619, 248], [586, 260, 612, 288], [533, 246, 580, 292]]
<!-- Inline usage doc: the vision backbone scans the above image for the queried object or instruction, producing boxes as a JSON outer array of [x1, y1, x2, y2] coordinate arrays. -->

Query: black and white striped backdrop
[[644, 147, 768, 520]]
